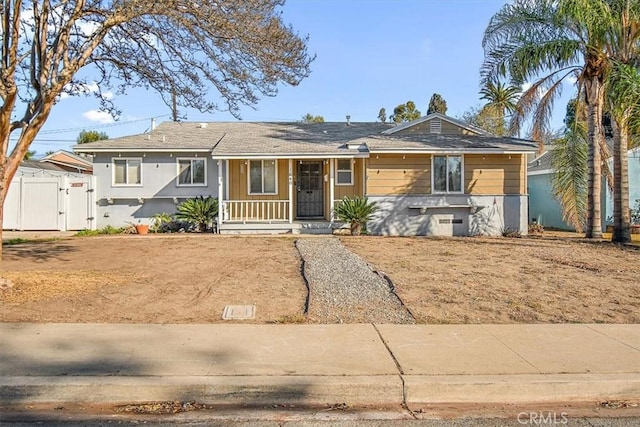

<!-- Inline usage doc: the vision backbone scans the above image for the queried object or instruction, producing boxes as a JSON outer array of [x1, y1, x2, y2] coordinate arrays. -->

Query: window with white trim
[[336, 159, 353, 185], [433, 155, 462, 193], [177, 158, 206, 186], [113, 158, 142, 186], [249, 160, 277, 194]]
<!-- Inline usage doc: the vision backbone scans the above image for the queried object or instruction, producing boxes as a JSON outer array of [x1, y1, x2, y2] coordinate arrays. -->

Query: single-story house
[[73, 113, 537, 236], [528, 148, 638, 230]]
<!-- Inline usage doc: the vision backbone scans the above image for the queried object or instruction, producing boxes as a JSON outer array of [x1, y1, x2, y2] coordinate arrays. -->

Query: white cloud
[[59, 81, 113, 100], [83, 110, 114, 124], [521, 81, 549, 99]]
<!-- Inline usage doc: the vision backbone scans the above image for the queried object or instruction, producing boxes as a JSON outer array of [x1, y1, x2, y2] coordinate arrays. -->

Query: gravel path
[[296, 237, 415, 324]]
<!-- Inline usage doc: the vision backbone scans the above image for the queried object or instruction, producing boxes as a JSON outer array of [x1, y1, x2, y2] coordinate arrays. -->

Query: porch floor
[[219, 220, 344, 235]]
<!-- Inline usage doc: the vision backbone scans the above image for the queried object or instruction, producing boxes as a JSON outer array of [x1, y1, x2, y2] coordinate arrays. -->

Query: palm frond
[[551, 128, 588, 232]]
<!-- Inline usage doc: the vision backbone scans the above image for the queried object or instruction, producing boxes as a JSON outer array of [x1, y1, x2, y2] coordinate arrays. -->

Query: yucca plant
[[333, 196, 378, 236], [175, 196, 218, 232]]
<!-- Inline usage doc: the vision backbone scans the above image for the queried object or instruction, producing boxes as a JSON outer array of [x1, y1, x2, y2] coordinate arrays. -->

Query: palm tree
[[482, 0, 616, 239], [604, 1, 640, 244], [479, 80, 520, 136], [607, 61, 640, 243]]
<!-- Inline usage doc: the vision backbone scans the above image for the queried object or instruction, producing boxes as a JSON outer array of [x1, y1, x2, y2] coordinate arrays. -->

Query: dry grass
[[2, 233, 638, 324], [342, 235, 640, 324], [0, 235, 307, 323]]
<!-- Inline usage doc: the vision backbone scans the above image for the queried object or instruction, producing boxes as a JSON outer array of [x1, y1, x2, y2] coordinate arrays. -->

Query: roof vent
[[198, 123, 208, 129], [346, 115, 351, 125]]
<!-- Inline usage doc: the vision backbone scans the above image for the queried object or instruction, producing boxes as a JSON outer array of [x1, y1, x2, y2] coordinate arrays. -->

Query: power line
[[37, 114, 170, 135]]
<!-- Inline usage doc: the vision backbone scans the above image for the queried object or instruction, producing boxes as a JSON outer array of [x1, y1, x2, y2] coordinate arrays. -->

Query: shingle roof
[[528, 151, 553, 173], [73, 120, 538, 155], [361, 133, 537, 152], [73, 121, 226, 151]]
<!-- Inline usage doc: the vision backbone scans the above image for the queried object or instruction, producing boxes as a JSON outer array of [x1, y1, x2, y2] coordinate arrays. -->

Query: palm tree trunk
[[612, 115, 631, 243], [584, 77, 604, 239]]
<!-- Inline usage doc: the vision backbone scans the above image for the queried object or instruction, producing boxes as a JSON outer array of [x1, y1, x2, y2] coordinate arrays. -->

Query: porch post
[[288, 159, 293, 224], [362, 158, 366, 196], [217, 160, 223, 233], [329, 158, 335, 221]]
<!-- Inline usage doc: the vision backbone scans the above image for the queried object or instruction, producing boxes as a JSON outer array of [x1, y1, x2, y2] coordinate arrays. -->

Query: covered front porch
[[214, 157, 366, 234]]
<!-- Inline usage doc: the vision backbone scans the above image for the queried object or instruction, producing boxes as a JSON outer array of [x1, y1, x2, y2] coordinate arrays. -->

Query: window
[[433, 155, 462, 193], [177, 158, 206, 186], [249, 160, 277, 194], [336, 159, 353, 185], [113, 158, 141, 186]]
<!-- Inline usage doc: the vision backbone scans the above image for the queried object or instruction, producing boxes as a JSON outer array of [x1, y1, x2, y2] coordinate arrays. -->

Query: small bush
[[175, 196, 218, 232], [151, 212, 174, 233], [333, 196, 378, 236], [631, 199, 640, 225], [75, 225, 124, 236], [500, 227, 522, 238], [528, 223, 544, 234]]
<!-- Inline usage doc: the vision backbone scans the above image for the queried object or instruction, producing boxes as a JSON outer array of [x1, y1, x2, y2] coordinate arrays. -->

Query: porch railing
[[222, 200, 290, 223]]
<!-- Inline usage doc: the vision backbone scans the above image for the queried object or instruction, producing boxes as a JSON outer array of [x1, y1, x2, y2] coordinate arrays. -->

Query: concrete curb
[[0, 375, 404, 406], [404, 373, 640, 406], [3, 373, 640, 408]]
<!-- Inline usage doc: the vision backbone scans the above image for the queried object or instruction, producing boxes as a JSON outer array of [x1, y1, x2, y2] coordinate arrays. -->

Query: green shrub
[[151, 212, 174, 233], [333, 196, 378, 236], [631, 199, 640, 225], [175, 196, 218, 232], [75, 225, 124, 236]]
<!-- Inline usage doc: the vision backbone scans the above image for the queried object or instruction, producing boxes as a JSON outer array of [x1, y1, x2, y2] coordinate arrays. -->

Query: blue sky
[[30, 0, 571, 156]]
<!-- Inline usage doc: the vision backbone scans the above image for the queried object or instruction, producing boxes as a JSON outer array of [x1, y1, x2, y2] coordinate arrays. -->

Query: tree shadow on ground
[[0, 240, 77, 263]]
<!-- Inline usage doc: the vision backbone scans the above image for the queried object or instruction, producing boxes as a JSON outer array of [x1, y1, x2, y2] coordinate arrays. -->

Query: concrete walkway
[[1, 323, 639, 410]]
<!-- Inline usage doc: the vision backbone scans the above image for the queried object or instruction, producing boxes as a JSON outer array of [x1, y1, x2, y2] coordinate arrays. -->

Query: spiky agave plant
[[333, 196, 378, 236], [175, 196, 218, 232]]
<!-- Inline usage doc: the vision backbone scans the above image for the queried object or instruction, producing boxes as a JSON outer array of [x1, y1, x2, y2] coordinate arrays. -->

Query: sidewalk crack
[[372, 324, 417, 418], [480, 325, 542, 374]]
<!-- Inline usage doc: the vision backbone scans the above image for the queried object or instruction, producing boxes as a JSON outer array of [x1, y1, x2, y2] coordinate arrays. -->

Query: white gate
[[3, 175, 96, 231]]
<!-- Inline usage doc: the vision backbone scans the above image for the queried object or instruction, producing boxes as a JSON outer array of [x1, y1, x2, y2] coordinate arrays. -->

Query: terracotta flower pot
[[135, 224, 149, 235]]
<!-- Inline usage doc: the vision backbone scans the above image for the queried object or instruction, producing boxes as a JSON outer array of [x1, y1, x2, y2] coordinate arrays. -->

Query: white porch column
[[361, 158, 366, 196], [329, 158, 335, 220], [288, 159, 293, 224], [217, 160, 223, 232]]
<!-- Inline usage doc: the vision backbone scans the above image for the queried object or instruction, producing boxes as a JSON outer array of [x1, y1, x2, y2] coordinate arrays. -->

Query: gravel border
[[296, 237, 414, 324]]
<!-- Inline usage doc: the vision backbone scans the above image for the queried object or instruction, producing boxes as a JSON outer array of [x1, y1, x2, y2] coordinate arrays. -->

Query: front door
[[297, 161, 324, 218]]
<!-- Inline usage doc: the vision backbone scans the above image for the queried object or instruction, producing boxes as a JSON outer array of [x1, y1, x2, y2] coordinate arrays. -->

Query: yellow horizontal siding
[[465, 154, 525, 195], [367, 154, 430, 196]]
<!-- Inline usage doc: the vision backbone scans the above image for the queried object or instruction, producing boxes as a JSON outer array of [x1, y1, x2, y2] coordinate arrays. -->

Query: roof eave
[[74, 147, 213, 153]]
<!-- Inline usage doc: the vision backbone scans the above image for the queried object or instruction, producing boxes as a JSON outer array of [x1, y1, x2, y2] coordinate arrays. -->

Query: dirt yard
[[1, 234, 639, 324], [342, 235, 640, 324], [0, 235, 307, 323]]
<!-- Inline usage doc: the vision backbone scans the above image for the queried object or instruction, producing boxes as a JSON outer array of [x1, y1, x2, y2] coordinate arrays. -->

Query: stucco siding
[[528, 173, 572, 230], [367, 195, 528, 236], [93, 152, 218, 227]]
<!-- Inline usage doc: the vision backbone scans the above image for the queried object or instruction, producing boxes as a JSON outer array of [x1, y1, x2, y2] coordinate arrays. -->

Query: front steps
[[219, 221, 345, 235]]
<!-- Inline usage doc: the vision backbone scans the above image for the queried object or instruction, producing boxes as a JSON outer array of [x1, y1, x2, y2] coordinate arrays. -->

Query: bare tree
[[0, 0, 313, 258]]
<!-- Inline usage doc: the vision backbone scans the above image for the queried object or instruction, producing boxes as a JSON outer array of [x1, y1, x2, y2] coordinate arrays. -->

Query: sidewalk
[[1, 323, 639, 410]]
